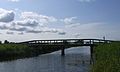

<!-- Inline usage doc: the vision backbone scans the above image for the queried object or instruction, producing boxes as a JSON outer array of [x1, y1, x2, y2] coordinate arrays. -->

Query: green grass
[[0, 44, 30, 59], [0, 44, 62, 61], [91, 42, 120, 72]]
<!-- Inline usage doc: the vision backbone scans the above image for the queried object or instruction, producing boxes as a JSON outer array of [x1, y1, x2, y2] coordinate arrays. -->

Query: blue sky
[[0, 0, 120, 42]]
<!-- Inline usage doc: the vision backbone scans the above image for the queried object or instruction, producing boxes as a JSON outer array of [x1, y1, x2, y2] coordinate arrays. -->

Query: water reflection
[[0, 46, 90, 72]]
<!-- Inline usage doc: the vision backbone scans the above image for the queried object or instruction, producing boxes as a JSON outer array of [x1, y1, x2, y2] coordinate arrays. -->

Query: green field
[[91, 42, 120, 72]]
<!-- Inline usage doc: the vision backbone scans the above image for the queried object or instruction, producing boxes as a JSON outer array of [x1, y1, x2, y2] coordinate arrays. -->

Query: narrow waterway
[[0, 46, 90, 72]]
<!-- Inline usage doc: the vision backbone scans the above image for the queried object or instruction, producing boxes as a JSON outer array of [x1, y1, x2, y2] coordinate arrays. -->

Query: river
[[0, 46, 91, 72]]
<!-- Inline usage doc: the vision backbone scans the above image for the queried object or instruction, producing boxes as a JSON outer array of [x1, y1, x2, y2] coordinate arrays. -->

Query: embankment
[[0, 44, 61, 61], [91, 42, 120, 72]]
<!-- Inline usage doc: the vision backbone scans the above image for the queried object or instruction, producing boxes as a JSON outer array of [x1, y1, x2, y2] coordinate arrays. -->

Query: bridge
[[19, 39, 112, 56]]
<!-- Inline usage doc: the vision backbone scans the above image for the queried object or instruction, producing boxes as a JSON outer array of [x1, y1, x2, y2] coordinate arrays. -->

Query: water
[[0, 46, 90, 72]]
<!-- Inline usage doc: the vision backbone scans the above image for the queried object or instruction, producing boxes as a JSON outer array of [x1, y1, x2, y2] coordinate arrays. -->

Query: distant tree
[[4, 40, 9, 44]]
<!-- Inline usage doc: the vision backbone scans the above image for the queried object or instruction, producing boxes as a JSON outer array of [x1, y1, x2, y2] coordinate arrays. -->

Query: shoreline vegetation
[[0, 43, 61, 61], [91, 42, 120, 72]]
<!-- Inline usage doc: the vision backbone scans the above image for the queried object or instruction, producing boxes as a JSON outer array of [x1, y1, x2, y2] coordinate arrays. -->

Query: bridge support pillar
[[61, 46, 65, 56]]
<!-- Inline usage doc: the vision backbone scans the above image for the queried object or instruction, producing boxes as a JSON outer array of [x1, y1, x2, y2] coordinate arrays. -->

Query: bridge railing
[[19, 39, 113, 45]]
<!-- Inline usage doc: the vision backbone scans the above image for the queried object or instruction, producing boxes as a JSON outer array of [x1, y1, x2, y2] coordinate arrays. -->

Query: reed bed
[[91, 42, 120, 72]]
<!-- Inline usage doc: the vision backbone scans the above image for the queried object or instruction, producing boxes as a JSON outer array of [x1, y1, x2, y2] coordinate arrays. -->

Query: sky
[[0, 0, 120, 42]]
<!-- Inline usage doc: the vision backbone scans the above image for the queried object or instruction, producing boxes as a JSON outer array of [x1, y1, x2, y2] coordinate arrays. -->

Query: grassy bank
[[0, 44, 61, 61], [91, 42, 120, 72]]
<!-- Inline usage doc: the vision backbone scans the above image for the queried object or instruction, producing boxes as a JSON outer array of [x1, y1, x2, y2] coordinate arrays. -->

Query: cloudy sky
[[0, 0, 120, 42]]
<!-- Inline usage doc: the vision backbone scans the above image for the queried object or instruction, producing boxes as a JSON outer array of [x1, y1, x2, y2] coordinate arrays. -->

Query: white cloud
[[0, 8, 15, 22], [8, 11, 66, 35], [18, 32, 24, 35], [21, 12, 57, 24], [0, 19, 66, 35], [6, 31, 14, 35], [58, 31, 66, 35], [0, 9, 109, 38], [10, 26, 27, 31], [0, 23, 8, 30], [26, 30, 42, 33], [0, 8, 119, 41], [16, 19, 39, 27], [65, 22, 120, 40], [62, 17, 81, 28], [63, 17, 77, 25], [0, 22, 27, 32], [26, 27, 66, 35], [8, 0, 20, 2]]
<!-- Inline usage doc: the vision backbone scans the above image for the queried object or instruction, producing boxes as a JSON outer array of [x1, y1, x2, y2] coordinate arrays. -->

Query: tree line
[[0, 40, 15, 44]]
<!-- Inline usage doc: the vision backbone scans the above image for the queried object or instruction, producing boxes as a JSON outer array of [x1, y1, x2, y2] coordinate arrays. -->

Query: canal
[[0, 46, 90, 72]]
